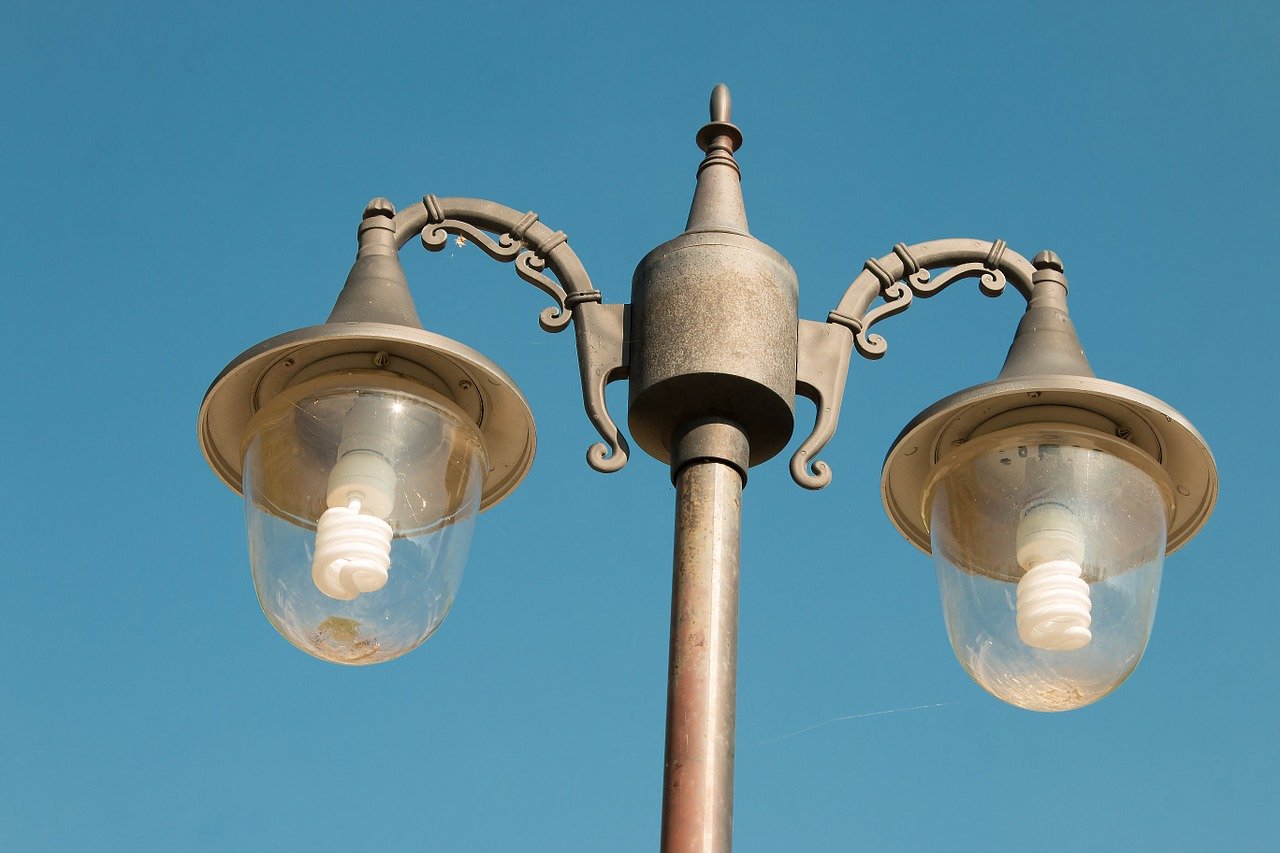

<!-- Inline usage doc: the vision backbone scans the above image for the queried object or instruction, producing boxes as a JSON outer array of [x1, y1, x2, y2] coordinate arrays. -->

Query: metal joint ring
[[423, 194, 445, 224]]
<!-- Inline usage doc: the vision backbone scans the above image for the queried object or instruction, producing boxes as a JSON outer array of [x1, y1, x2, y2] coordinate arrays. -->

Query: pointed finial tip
[[710, 84, 732, 122], [694, 83, 743, 154]]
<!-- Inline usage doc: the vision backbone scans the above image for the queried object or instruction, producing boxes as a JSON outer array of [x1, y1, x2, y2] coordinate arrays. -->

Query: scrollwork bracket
[[838, 240, 1010, 360], [790, 238, 1036, 490], [396, 195, 629, 473], [418, 195, 589, 333]]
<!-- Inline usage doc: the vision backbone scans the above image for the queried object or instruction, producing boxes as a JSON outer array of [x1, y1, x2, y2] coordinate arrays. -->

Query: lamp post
[[198, 84, 1217, 851]]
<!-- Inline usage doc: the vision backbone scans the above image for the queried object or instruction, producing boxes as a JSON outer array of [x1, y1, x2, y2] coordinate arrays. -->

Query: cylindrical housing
[[628, 232, 798, 467]]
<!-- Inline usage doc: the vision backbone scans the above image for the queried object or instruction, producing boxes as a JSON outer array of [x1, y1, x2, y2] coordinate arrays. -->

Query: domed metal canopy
[[198, 321, 535, 513], [881, 373, 1218, 558]]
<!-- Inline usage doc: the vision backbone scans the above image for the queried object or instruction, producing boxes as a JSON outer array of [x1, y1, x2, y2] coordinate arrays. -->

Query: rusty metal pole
[[661, 420, 748, 852]]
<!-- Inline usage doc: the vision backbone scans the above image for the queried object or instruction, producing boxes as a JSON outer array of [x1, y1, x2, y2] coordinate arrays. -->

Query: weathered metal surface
[[661, 427, 743, 853], [394, 195, 630, 473], [792, 319, 855, 489], [628, 85, 798, 468], [877, 252, 1216, 556], [791, 238, 1032, 489]]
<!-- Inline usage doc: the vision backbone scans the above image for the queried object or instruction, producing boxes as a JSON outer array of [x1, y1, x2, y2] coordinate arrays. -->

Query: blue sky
[[3, 2, 1277, 850]]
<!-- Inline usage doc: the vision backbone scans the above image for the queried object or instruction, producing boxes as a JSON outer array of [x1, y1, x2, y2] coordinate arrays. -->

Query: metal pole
[[661, 421, 746, 853]]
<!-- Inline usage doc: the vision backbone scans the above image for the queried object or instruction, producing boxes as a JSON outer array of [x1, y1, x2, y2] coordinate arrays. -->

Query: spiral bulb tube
[[311, 449, 397, 601], [1015, 502, 1092, 651], [313, 496, 393, 600]]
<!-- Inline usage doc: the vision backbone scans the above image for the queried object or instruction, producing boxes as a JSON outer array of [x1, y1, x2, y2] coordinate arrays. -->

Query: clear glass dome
[[927, 426, 1170, 711], [241, 373, 486, 665]]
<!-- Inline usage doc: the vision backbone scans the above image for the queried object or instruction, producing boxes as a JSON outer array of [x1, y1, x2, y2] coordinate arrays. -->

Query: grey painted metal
[[797, 239, 1216, 554], [628, 85, 799, 468], [685, 84, 748, 234], [996, 251, 1093, 379], [198, 321, 537, 513], [199, 197, 539, 512], [196, 81, 1222, 850], [879, 253, 1217, 557], [390, 194, 630, 473], [792, 319, 855, 489], [670, 418, 751, 485], [326, 199, 424, 327], [829, 237, 1033, 358], [661, 422, 744, 853], [791, 238, 1035, 488], [199, 192, 634, 520]]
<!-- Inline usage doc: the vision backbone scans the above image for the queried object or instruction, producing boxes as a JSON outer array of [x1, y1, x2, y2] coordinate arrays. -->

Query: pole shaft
[[660, 454, 743, 853]]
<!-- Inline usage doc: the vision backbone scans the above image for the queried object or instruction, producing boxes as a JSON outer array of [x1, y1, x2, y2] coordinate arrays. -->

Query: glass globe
[[241, 373, 486, 665], [926, 426, 1170, 711]]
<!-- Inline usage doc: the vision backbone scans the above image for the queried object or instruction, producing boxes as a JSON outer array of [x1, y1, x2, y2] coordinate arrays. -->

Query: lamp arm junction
[[791, 238, 1038, 489], [390, 195, 630, 473]]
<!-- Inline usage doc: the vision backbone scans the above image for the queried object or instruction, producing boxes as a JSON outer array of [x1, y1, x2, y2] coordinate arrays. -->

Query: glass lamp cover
[[927, 428, 1169, 711], [241, 376, 486, 665]]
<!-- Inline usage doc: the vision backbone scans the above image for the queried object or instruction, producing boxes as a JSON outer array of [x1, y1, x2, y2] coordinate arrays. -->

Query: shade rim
[[198, 322, 536, 513], [881, 374, 1217, 558]]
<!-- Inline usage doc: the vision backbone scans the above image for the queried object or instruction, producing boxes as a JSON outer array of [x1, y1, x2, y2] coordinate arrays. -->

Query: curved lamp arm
[[791, 238, 1038, 489], [390, 195, 630, 473]]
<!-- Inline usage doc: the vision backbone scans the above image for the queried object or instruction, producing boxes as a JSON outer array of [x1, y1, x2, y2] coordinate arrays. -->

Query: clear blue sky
[[3, 2, 1277, 850]]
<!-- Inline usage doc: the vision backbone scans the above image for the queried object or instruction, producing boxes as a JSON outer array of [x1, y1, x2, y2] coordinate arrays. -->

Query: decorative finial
[[710, 83, 731, 123], [363, 197, 396, 219], [685, 84, 748, 233], [695, 84, 743, 154], [1032, 250, 1064, 272]]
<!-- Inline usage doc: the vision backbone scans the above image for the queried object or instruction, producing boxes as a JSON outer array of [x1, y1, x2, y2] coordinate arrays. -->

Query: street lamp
[[197, 85, 1217, 849]]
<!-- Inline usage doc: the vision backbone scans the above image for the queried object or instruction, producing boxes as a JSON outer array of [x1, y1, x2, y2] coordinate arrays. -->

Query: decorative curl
[[797, 238, 1034, 493], [512, 252, 571, 333], [420, 220, 522, 261], [912, 262, 1006, 299], [979, 269, 1006, 297], [852, 257, 1009, 360], [854, 282, 913, 359], [418, 221, 573, 333], [587, 438, 630, 473], [790, 450, 831, 490], [410, 195, 630, 478]]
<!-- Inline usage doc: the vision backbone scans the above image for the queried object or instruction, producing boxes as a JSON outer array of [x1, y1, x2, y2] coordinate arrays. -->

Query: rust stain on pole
[[661, 454, 743, 852]]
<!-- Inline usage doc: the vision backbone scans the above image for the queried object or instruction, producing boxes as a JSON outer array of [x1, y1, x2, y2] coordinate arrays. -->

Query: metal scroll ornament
[[418, 199, 579, 333], [790, 238, 1024, 489], [412, 195, 626, 473], [852, 242, 1008, 359]]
